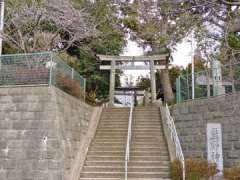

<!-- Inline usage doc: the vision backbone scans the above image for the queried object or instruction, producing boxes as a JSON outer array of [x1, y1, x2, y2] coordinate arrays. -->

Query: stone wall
[[0, 86, 93, 180], [171, 93, 240, 167]]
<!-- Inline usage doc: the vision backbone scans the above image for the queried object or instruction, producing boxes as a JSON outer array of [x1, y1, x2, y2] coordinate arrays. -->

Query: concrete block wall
[[53, 88, 93, 179], [171, 93, 240, 167], [0, 86, 93, 180]]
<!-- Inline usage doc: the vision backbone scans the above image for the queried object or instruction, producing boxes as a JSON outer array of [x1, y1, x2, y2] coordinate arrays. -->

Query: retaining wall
[[0, 86, 94, 180], [171, 93, 240, 167]]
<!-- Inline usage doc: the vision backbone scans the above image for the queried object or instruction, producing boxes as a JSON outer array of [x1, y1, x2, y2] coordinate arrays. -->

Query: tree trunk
[[160, 69, 175, 103], [151, 43, 174, 104], [230, 18, 240, 33]]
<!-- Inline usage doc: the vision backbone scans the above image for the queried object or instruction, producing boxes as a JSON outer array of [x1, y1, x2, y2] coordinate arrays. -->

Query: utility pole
[[191, 31, 195, 100], [0, 0, 4, 55]]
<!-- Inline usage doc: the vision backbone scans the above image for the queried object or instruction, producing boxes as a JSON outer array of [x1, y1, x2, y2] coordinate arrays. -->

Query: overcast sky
[[120, 39, 193, 86]]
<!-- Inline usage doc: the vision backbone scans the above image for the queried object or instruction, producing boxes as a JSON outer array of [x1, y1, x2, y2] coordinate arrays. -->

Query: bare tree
[[3, 0, 99, 53]]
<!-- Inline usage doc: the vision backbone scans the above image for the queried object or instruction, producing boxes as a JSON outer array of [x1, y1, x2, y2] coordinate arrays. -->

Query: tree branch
[[219, 0, 240, 6]]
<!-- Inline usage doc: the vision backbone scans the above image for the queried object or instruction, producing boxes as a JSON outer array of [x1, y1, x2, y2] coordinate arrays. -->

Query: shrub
[[85, 91, 102, 106], [56, 74, 84, 99], [170, 159, 218, 180], [224, 167, 240, 180], [171, 159, 183, 180]]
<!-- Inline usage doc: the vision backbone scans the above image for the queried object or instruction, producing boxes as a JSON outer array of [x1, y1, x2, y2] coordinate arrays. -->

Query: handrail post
[[49, 52, 53, 86], [71, 68, 74, 80], [84, 78, 86, 102]]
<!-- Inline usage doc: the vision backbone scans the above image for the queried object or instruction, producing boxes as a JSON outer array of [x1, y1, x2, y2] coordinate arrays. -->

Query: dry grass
[[170, 159, 218, 180], [224, 167, 240, 180], [56, 74, 84, 99]]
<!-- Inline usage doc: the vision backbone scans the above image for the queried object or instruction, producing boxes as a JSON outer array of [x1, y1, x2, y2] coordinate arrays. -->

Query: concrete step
[[132, 123, 162, 126], [95, 129, 163, 133], [96, 129, 128, 132], [98, 125, 162, 128], [131, 147, 168, 151], [86, 155, 169, 161], [129, 156, 169, 161], [134, 106, 159, 109], [101, 114, 129, 117], [132, 121, 162, 124], [92, 137, 165, 143], [100, 118, 129, 121], [127, 172, 170, 178], [80, 172, 124, 178], [91, 140, 166, 147], [99, 121, 128, 123], [85, 161, 170, 167], [101, 114, 129, 116], [97, 124, 128, 127], [80, 178, 170, 180], [131, 144, 167, 148], [132, 125, 162, 127], [91, 139, 126, 143], [103, 110, 129, 113], [95, 131, 127, 135], [87, 151, 125, 156], [96, 130, 164, 134], [132, 119, 161, 122], [133, 114, 160, 117], [102, 112, 129, 114], [92, 136, 127, 140], [99, 122, 128, 125], [89, 144, 167, 151], [90, 142, 126, 146], [133, 115, 160, 118], [134, 109, 159, 112], [89, 146, 126, 151], [130, 151, 168, 156], [86, 156, 124, 161], [87, 150, 168, 156], [131, 135, 165, 138], [103, 108, 129, 111], [82, 166, 169, 172], [97, 126, 162, 130], [93, 135, 165, 140], [80, 172, 170, 178], [91, 139, 166, 144]]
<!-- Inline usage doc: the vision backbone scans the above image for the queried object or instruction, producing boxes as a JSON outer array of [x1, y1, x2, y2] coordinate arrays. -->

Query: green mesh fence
[[176, 62, 240, 103], [0, 52, 86, 100]]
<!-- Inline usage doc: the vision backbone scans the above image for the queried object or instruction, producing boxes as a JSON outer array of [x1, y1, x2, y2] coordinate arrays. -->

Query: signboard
[[207, 123, 223, 174]]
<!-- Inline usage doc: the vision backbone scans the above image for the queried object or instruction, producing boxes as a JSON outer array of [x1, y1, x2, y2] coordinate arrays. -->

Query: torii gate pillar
[[150, 60, 157, 102], [109, 60, 116, 106]]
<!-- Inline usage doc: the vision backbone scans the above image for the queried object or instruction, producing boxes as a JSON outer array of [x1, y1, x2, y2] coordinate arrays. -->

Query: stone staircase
[[79, 106, 170, 180], [129, 106, 170, 179]]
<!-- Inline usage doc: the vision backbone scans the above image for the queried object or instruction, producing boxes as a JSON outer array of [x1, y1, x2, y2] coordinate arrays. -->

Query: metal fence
[[176, 61, 240, 103], [0, 52, 86, 100]]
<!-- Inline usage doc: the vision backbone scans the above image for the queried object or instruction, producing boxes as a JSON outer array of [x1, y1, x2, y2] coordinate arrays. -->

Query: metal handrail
[[165, 104, 185, 180], [125, 95, 134, 180]]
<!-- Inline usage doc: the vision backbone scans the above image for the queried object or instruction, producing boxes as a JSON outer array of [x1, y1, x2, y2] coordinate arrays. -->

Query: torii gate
[[97, 54, 168, 106]]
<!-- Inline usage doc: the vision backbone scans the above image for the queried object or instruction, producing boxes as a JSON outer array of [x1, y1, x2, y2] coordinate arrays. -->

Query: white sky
[[121, 40, 149, 86], [120, 38, 193, 86]]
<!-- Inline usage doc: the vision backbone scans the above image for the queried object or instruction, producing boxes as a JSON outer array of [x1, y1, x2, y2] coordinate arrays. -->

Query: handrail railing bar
[[165, 104, 185, 180], [0, 51, 51, 57], [125, 95, 134, 180]]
